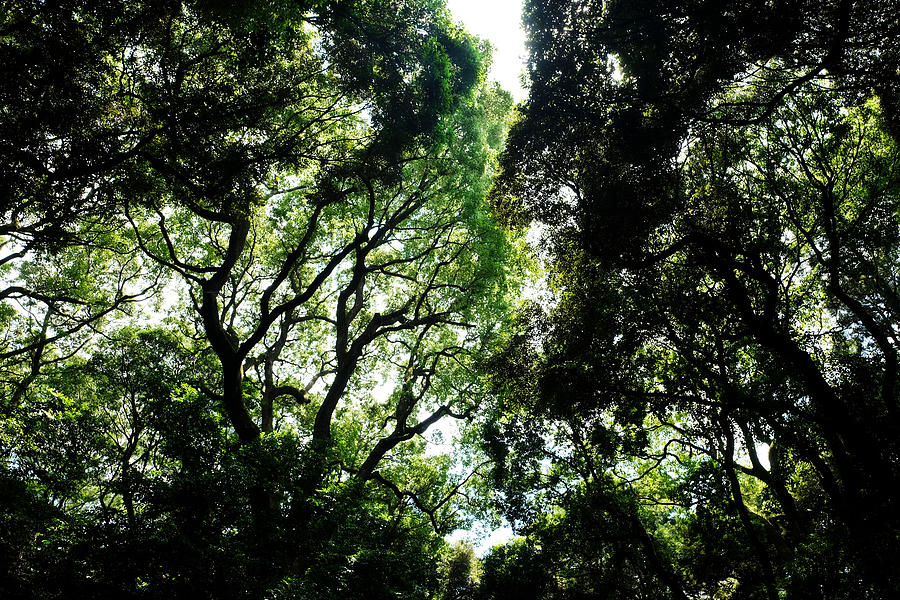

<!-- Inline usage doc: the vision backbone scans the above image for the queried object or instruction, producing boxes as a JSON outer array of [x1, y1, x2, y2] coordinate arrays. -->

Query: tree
[[477, 539, 553, 600], [440, 541, 480, 600], [1, 1, 518, 596], [486, 1, 900, 598]]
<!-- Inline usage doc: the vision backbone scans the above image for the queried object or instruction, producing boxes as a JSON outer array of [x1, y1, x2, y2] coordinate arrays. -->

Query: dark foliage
[[485, 1, 900, 598]]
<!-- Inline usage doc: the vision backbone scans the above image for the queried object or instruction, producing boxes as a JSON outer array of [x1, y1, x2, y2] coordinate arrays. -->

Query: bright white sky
[[446, 0, 528, 102]]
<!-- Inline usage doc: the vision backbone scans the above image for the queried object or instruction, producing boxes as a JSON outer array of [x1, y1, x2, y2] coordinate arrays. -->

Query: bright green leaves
[[1, 1, 524, 596]]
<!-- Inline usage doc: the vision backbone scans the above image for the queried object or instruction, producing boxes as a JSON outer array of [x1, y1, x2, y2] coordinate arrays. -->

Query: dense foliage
[[485, 0, 900, 599], [1, 1, 516, 597], [4, 0, 900, 599]]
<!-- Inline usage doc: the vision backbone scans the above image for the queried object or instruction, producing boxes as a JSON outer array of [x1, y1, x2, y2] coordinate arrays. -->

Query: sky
[[446, 0, 528, 102]]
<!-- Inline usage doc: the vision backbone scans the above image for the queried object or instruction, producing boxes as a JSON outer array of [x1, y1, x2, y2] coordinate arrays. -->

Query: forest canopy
[[2, 1, 517, 597], [2, 0, 900, 599], [486, 0, 900, 598]]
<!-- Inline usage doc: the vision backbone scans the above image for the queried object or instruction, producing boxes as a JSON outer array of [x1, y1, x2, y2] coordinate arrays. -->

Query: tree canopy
[[2, 1, 518, 597], [485, 0, 900, 599], [4, 0, 900, 599]]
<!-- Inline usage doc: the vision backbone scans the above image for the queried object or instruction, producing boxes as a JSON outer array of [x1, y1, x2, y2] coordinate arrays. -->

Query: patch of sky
[[446, 0, 528, 102]]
